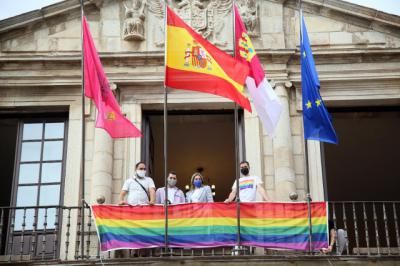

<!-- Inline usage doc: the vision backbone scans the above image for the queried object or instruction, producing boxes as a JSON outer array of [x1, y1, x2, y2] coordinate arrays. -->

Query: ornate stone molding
[[236, 0, 260, 37], [174, 0, 231, 46], [122, 0, 146, 41]]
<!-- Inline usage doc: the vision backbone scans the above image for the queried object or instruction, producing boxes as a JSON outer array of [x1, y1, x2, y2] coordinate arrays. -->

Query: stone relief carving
[[147, 0, 165, 47], [146, 0, 232, 47], [237, 0, 259, 37], [175, 0, 231, 46], [126, 0, 259, 45], [123, 0, 146, 41]]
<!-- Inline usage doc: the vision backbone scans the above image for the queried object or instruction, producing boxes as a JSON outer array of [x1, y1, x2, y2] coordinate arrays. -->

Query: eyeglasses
[[138, 168, 146, 170]]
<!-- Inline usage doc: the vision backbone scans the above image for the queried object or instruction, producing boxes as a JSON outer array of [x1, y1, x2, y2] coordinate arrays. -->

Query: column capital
[[270, 80, 294, 89], [89, 0, 104, 8]]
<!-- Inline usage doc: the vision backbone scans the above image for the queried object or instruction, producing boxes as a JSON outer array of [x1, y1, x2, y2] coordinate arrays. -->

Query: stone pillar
[[89, 128, 114, 204], [273, 83, 296, 201], [244, 109, 263, 182], [307, 141, 325, 201]]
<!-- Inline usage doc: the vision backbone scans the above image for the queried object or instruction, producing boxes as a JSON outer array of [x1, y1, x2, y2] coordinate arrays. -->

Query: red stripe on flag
[[166, 67, 251, 112]]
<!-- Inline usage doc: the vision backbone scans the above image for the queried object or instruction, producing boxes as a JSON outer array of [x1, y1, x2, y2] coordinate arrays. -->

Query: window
[[13, 120, 67, 231]]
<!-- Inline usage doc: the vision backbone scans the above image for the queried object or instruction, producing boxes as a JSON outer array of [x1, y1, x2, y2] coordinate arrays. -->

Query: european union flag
[[300, 13, 338, 144]]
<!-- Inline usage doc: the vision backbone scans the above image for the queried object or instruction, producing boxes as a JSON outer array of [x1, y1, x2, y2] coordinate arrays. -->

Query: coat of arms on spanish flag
[[165, 6, 251, 112]]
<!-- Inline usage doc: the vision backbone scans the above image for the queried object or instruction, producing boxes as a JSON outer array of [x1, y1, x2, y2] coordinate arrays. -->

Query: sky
[[0, 0, 399, 20]]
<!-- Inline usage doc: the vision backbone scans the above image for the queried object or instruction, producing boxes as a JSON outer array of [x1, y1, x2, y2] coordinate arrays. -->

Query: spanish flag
[[165, 7, 251, 112]]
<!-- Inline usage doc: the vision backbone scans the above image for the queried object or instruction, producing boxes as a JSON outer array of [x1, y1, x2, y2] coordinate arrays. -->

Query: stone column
[[307, 141, 325, 201], [244, 109, 263, 183], [89, 128, 114, 204], [273, 83, 296, 201]]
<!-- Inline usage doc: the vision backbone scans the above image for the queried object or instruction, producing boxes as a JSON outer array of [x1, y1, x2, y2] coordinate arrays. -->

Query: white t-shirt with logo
[[231, 175, 263, 202], [122, 176, 155, 205], [168, 187, 177, 204]]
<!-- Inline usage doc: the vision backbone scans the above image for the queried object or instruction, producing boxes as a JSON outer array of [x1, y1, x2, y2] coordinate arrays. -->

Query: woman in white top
[[186, 172, 214, 203]]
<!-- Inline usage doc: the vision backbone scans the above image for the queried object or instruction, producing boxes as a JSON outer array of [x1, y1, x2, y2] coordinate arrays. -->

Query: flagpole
[[163, 0, 169, 255], [232, 0, 241, 252], [299, 0, 313, 254], [79, 0, 86, 259]]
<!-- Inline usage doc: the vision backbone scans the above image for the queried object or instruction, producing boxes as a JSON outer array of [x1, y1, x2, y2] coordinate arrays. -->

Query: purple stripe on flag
[[101, 240, 164, 251], [101, 240, 237, 251], [241, 241, 328, 251], [169, 241, 236, 248]]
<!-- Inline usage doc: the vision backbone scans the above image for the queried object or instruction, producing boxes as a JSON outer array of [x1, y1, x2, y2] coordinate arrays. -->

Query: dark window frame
[[10, 117, 68, 232]]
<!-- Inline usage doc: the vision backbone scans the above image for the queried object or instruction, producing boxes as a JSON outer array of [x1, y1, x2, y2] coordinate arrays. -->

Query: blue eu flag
[[300, 13, 338, 144]]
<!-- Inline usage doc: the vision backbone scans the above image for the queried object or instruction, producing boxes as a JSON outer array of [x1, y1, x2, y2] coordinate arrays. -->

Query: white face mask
[[168, 178, 177, 187], [136, 170, 146, 178]]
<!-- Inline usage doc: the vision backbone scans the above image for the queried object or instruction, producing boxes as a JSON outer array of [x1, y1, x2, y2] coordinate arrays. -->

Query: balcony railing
[[0, 201, 399, 262]]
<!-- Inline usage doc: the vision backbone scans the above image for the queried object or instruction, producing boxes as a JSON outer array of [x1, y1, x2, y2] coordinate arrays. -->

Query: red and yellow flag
[[165, 7, 251, 112]]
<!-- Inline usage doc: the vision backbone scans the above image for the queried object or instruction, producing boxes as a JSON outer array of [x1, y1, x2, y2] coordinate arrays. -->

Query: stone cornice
[[1, 48, 399, 62], [283, 0, 400, 35], [1, 48, 399, 87], [0, 0, 87, 34], [1, 0, 399, 35]]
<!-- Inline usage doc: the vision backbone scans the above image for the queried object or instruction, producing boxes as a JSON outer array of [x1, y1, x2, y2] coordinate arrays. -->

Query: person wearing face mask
[[186, 172, 214, 203], [119, 161, 156, 205], [155, 171, 185, 204], [224, 161, 269, 203]]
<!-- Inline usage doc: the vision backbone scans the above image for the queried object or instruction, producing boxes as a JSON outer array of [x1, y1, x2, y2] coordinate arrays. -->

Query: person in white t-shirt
[[118, 161, 156, 205], [224, 161, 269, 203], [155, 171, 185, 204]]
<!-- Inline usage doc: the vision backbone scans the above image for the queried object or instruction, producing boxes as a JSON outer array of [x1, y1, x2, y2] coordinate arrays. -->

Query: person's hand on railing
[[118, 200, 128, 205], [224, 198, 232, 203], [149, 200, 155, 206], [321, 245, 333, 254]]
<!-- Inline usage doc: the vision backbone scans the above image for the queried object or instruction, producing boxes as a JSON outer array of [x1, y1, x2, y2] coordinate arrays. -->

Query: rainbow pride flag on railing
[[91, 202, 328, 252]]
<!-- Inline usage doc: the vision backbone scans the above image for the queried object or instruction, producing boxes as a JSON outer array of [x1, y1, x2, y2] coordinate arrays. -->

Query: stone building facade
[[0, 0, 399, 260]]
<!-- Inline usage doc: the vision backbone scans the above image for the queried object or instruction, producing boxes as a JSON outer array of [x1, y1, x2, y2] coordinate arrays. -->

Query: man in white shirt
[[155, 171, 185, 204], [224, 161, 269, 203], [119, 161, 156, 205]]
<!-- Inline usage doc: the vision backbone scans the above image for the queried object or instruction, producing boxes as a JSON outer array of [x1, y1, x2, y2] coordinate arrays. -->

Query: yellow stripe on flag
[[96, 216, 326, 229], [167, 25, 245, 94]]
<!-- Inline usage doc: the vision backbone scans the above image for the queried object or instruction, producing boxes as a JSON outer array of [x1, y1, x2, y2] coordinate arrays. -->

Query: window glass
[[22, 123, 42, 140], [44, 123, 64, 139], [16, 186, 38, 207], [13, 120, 66, 233], [19, 163, 40, 184], [37, 208, 57, 230], [43, 141, 63, 161], [41, 163, 62, 183], [14, 209, 35, 231], [20, 142, 41, 162], [39, 185, 60, 206]]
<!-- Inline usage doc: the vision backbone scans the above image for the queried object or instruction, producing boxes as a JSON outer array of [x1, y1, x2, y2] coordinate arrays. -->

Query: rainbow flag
[[92, 202, 328, 252]]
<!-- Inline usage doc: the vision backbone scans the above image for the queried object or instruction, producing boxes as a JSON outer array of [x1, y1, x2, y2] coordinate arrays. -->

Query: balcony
[[0, 201, 399, 265]]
